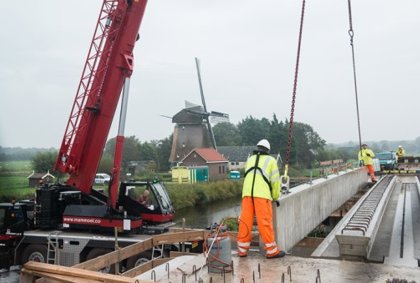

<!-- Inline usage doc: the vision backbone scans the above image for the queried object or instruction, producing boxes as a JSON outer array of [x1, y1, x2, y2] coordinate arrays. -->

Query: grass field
[[0, 161, 34, 201], [0, 160, 32, 175]]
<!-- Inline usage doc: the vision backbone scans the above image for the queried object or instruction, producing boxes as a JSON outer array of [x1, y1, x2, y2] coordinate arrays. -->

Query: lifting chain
[[282, 0, 306, 194], [347, 0, 363, 151]]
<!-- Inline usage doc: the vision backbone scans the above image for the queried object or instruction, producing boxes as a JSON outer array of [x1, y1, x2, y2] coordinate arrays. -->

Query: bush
[[166, 180, 242, 210]]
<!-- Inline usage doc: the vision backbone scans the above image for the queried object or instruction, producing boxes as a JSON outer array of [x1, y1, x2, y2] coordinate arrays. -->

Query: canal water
[[174, 197, 242, 228]]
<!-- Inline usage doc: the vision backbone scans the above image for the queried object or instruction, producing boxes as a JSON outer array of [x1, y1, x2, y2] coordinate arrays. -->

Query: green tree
[[156, 136, 172, 171], [237, 116, 270, 145], [268, 114, 287, 154], [213, 122, 241, 146], [31, 151, 57, 173], [105, 136, 141, 167], [138, 141, 157, 161], [290, 122, 326, 168], [97, 152, 113, 174]]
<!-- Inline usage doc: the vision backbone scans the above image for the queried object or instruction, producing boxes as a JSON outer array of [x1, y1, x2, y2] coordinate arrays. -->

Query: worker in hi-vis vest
[[237, 139, 285, 258], [396, 145, 405, 157], [358, 143, 377, 182]]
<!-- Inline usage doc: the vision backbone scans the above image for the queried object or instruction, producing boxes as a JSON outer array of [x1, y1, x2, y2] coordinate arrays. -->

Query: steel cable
[[347, 0, 363, 151]]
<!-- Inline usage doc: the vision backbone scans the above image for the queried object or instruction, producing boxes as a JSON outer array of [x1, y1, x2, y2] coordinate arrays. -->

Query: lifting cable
[[282, 0, 306, 193], [347, 0, 363, 152]]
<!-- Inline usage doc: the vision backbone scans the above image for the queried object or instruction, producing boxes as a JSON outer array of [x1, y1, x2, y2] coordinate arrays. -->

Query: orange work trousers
[[237, 196, 280, 257], [366, 164, 377, 181]]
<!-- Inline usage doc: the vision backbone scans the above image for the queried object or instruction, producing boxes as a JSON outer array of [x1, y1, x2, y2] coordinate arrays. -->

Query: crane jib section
[[54, 0, 148, 193]]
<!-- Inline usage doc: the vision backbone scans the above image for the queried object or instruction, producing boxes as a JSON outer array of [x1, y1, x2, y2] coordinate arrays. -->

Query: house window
[[219, 166, 225, 174], [231, 162, 235, 166]]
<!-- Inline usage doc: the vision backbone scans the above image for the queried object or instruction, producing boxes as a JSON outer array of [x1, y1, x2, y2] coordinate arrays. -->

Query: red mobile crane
[[45, 0, 145, 231], [42, 0, 174, 232], [0, 1, 193, 270]]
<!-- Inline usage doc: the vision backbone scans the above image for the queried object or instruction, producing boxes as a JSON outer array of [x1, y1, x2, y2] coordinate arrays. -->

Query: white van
[[94, 173, 111, 184]]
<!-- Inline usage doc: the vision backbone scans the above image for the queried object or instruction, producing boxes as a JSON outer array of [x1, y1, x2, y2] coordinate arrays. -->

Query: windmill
[[168, 58, 229, 164]]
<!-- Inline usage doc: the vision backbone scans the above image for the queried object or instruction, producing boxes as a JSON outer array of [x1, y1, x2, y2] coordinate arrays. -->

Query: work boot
[[266, 250, 286, 259]]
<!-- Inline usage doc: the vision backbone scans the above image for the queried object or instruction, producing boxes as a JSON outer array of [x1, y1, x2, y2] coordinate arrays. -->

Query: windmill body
[[169, 102, 228, 164]]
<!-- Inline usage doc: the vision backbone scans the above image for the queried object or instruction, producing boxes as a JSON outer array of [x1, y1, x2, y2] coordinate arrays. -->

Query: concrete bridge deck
[[274, 167, 368, 252], [313, 174, 420, 268]]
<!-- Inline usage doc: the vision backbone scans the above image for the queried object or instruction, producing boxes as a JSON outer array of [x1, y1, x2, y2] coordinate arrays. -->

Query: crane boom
[[54, 0, 147, 194]]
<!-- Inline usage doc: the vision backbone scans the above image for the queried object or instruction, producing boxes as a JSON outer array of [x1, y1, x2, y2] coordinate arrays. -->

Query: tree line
[[7, 115, 417, 175]]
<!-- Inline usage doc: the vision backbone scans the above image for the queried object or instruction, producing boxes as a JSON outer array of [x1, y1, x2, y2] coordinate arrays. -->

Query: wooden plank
[[169, 251, 199, 257], [169, 227, 206, 233], [74, 238, 153, 271], [23, 261, 139, 283], [152, 257, 172, 267], [22, 268, 99, 283], [152, 231, 207, 245], [121, 257, 172, 278], [120, 260, 153, 278]]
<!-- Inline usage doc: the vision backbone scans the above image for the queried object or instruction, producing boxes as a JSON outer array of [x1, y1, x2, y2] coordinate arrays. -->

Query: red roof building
[[181, 148, 228, 181]]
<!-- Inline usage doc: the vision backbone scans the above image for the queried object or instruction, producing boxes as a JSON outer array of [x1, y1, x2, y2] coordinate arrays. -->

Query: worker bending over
[[358, 143, 377, 182], [237, 139, 285, 259]]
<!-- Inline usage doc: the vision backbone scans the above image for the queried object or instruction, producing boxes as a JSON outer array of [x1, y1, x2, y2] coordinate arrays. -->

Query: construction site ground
[[136, 251, 420, 283]]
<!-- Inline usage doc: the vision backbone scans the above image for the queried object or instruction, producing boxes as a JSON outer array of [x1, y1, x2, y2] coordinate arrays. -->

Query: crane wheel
[[21, 245, 48, 265], [126, 250, 152, 269]]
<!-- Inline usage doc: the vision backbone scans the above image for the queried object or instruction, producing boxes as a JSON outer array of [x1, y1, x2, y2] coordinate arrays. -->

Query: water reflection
[[174, 197, 242, 228]]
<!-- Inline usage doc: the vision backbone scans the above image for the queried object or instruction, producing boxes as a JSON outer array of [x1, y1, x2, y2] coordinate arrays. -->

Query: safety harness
[[244, 150, 273, 197]]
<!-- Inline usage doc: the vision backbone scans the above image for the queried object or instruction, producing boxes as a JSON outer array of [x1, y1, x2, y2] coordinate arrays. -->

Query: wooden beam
[[152, 257, 172, 267], [120, 260, 153, 278], [120, 257, 172, 278], [74, 230, 207, 273], [74, 239, 153, 271], [152, 231, 207, 245], [169, 251, 199, 257], [22, 268, 99, 283], [23, 262, 141, 283]]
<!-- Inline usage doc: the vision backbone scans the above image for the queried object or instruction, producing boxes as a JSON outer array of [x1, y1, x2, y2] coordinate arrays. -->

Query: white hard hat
[[399, 145, 402, 148], [257, 139, 270, 151]]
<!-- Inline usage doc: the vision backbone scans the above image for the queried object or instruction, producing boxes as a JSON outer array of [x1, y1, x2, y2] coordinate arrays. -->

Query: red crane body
[[1, 0, 174, 237], [54, 0, 147, 200]]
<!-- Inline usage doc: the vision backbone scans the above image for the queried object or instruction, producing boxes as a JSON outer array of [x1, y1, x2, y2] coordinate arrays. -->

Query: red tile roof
[[187, 148, 228, 162]]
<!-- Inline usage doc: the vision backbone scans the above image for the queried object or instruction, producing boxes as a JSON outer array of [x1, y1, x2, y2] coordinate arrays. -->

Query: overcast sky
[[1, 0, 419, 148]]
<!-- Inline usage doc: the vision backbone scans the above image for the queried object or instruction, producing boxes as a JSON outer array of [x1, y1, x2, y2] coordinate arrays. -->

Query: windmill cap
[[257, 139, 270, 151]]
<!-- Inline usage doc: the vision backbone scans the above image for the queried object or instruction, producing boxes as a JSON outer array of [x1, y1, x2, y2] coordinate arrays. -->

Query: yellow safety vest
[[396, 148, 405, 157], [358, 148, 375, 165], [242, 153, 281, 200]]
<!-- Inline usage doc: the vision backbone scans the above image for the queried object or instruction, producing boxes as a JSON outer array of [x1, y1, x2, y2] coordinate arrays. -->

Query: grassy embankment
[[0, 161, 243, 209], [0, 160, 35, 201]]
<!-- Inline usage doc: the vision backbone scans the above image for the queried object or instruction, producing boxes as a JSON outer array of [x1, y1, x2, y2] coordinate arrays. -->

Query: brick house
[[180, 148, 228, 181]]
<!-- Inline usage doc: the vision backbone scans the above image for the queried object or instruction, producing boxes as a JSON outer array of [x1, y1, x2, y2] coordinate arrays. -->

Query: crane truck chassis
[[0, 180, 194, 271]]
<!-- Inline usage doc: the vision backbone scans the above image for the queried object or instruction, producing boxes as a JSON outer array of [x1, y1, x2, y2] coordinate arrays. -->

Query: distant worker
[[358, 143, 377, 183], [396, 145, 405, 157], [237, 139, 285, 259]]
